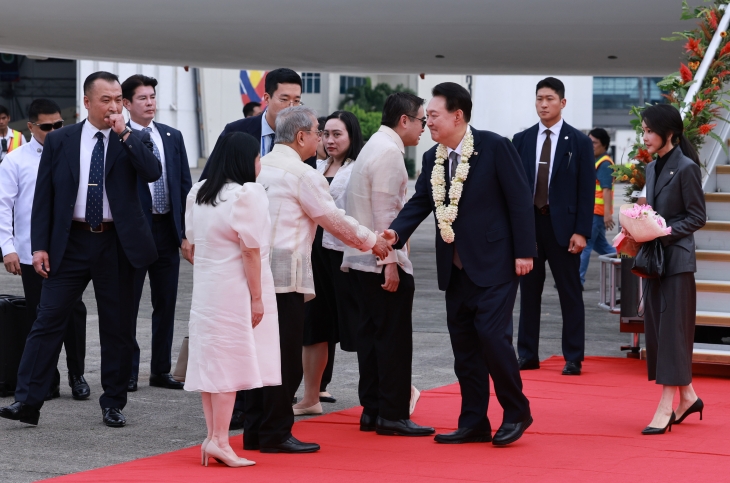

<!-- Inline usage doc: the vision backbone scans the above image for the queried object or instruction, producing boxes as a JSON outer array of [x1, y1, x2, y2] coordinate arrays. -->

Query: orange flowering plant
[[614, 0, 730, 202]]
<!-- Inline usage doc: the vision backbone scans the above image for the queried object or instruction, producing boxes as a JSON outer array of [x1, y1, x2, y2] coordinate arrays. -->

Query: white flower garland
[[430, 128, 474, 243]]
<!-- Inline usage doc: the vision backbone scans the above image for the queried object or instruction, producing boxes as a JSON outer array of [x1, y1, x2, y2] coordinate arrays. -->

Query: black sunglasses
[[406, 114, 427, 129], [32, 121, 64, 132]]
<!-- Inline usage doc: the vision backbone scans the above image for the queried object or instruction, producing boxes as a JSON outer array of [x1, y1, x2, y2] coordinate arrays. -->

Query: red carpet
[[46, 356, 730, 482]]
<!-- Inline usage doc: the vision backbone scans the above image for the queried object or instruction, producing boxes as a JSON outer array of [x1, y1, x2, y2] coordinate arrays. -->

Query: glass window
[[339, 76, 367, 94], [593, 77, 667, 110], [302, 72, 320, 94]]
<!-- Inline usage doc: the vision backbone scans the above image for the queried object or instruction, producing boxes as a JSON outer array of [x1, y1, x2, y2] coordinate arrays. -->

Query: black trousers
[[644, 273, 696, 386], [243, 292, 304, 447], [20, 263, 86, 386], [518, 208, 585, 363], [352, 267, 414, 421], [446, 267, 530, 428], [15, 229, 136, 409], [131, 214, 181, 378]]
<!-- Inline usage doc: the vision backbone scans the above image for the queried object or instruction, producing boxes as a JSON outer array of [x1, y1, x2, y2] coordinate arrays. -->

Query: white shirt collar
[[2, 130, 15, 139], [538, 118, 564, 136], [377, 125, 405, 155], [82, 119, 111, 140], [129, 119, 155, 132], [261, 110, 275, 137], [29, 136, 43, 153], [447, 126, 471, 158]]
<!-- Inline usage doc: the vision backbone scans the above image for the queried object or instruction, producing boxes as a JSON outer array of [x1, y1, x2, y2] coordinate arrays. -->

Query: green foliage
[[404, 158, 416, 179], [339, 78, 417, 113], [343, 105, 381, 140]]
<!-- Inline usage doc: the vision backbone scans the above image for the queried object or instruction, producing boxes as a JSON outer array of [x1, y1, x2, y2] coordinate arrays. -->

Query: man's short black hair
[[28, 99, 62, 123], [381, 92, 425, 129], [83, 71, 120, 95], [536, 77, 565, 99], [243, 101, 261, 117], [121, 74, 158, 101], [431, 82, 472, 122], [589, 128, 611, 150], [264, 68, 302, 97], [317, 116, 327, 131], [0, 105, 8, 117]]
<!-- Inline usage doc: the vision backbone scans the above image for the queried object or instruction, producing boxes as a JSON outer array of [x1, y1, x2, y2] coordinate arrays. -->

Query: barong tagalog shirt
[[342, 125, 413, 275], [257, 144, 376, 300]]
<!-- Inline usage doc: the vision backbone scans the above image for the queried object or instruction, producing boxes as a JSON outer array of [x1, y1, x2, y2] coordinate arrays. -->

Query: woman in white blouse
[[294, 111, 364, 415]]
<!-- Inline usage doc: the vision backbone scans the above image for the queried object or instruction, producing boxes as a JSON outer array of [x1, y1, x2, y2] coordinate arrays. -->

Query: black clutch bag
[[631, 239, 665, 279]]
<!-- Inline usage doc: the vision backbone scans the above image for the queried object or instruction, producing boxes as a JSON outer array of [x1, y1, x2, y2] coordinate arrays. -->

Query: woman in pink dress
[[185, 132, 281, 467]]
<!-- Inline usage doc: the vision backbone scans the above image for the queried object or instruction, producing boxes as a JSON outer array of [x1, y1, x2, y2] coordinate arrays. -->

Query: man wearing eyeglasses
[[0, 99, 89, 402], [0, 105, 27, 163]]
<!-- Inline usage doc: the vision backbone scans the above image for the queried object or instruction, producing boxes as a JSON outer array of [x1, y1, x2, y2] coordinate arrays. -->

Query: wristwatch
[[118, 126, 132, 139]]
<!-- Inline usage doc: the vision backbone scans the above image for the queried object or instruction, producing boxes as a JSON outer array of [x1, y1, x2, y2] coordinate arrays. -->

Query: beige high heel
[[204, 440, 255, 467], [293, 402, 322, 416], [410, 385, 421, 416], [201, 438, 210, 466]]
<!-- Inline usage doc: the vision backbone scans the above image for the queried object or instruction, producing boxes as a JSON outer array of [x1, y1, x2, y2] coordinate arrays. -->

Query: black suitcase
[[0, 294, 28, 397]]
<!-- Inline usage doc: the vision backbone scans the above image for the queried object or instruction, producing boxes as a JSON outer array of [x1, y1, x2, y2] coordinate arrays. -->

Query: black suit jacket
[[645, 147, 706, 277], [389, 128, 537, 290], [199, 113, 315, 180], [512, 121, 594, 246], [130, 121, 193, 246], [31, 121, 162, 273]]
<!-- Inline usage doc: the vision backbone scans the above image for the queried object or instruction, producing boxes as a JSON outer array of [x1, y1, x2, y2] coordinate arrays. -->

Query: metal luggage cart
[[598, 253, 644, 358]]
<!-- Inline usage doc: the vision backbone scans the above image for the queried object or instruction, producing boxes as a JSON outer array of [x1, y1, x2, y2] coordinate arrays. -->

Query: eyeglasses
[[277, 97, 303, 106], [32, 121, 64, 132], [406, 115, 427, 129], [300, 130, 322, 138]]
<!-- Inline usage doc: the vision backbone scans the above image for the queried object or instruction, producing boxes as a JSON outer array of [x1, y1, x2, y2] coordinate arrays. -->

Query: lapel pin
[[166, 132, 171, 136], [670, 171, 674, 175], [564, 136, 569, 140], [473, 151, 478, 155]]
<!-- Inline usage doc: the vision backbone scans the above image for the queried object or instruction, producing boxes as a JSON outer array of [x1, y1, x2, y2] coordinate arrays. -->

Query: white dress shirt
[[342, 126, 413, 275], [74, 120, 112, 221], [257, 144, 376, 300], [0, 136, 43, 264], [129, 119, 169, 214], [260, 110, 275, 156], [447, 127, 470, 178], [0, 129, 27, 162], [316, 157, 355, 252], [534, 118, 564, 201]]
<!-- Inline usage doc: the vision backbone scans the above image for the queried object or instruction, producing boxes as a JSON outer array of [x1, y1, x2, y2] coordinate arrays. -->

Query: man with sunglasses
[[0, 99, 89, 402], [0, 105, 27, 163]]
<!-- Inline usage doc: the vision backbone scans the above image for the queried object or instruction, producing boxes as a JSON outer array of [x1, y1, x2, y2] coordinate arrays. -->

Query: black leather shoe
[[259, 435, 320, 453], [68, 373, 90, 400], [360, 413, 377, 432], [493, 416, 533, 446], [562, 361, 582, 375], [675, 397, 704, 424], [102, 407, 126, 428], [435, 427, 492, 444], [517, 358, 540, 370], [319, 393, 337, 403], [44, 383, 60, 401], [642, 412, 675, 435], [375, 417, 435, 436], [127, 377, 138, 392], [149, 373, 184, 389], [230, 409, 245, 431], [0, 402, 40, 426]]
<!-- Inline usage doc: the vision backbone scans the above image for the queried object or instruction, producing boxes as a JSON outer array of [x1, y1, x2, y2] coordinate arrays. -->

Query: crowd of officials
[[0, 69, 706, 467]]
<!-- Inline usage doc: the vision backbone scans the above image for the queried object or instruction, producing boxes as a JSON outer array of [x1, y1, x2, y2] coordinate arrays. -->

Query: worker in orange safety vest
[[0, 105, 27, 163]]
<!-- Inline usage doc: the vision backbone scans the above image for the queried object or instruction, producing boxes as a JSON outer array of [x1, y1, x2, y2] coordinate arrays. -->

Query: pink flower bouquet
[[617, 203, 672, 243]]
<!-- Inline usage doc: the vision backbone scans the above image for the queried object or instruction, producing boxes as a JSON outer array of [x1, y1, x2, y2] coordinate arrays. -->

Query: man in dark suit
[[386, 82, 536, 446], [199, 68, 314, 182], [512, 77, 594, 376], [0, 71, 161, 428], [122, 74, 193, 392], [198, 67, 312, 429]]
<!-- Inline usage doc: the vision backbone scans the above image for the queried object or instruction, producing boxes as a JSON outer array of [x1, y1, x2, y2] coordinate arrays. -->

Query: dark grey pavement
[[0, 173, 628, 482]]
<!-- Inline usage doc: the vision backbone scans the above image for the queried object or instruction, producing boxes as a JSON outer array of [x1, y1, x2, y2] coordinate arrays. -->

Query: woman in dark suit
[[640, 104, 706, 435]]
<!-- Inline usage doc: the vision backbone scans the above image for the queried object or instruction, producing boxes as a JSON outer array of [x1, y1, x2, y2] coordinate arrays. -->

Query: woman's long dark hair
[[196, 132, 260, 206], [325, 110, 364, 161], [641, 104, 701, 166]]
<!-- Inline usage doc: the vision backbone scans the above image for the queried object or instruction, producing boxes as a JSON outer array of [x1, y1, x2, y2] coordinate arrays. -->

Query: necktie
[[85, 132, 105, 229], [534, 129, 552, 209], [263, 133, 275, 156], [143, 127, 168, 213], [447, 151, 463, 269], [1, 138, 7, 153]]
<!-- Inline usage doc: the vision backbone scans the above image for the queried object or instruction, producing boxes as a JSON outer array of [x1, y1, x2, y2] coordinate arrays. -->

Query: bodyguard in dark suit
[[122, 75, 193, 391], [387, 83, 536, 446], [197, 68, 311, 428], [0, 72, 161, 428], [639, 104, 706, 434], [512, 77, 594, 376]]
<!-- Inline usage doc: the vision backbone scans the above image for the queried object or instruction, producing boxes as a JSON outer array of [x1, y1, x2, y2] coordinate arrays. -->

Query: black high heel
[[642, 412, 676, 435], [675, 398, 704, 424]]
